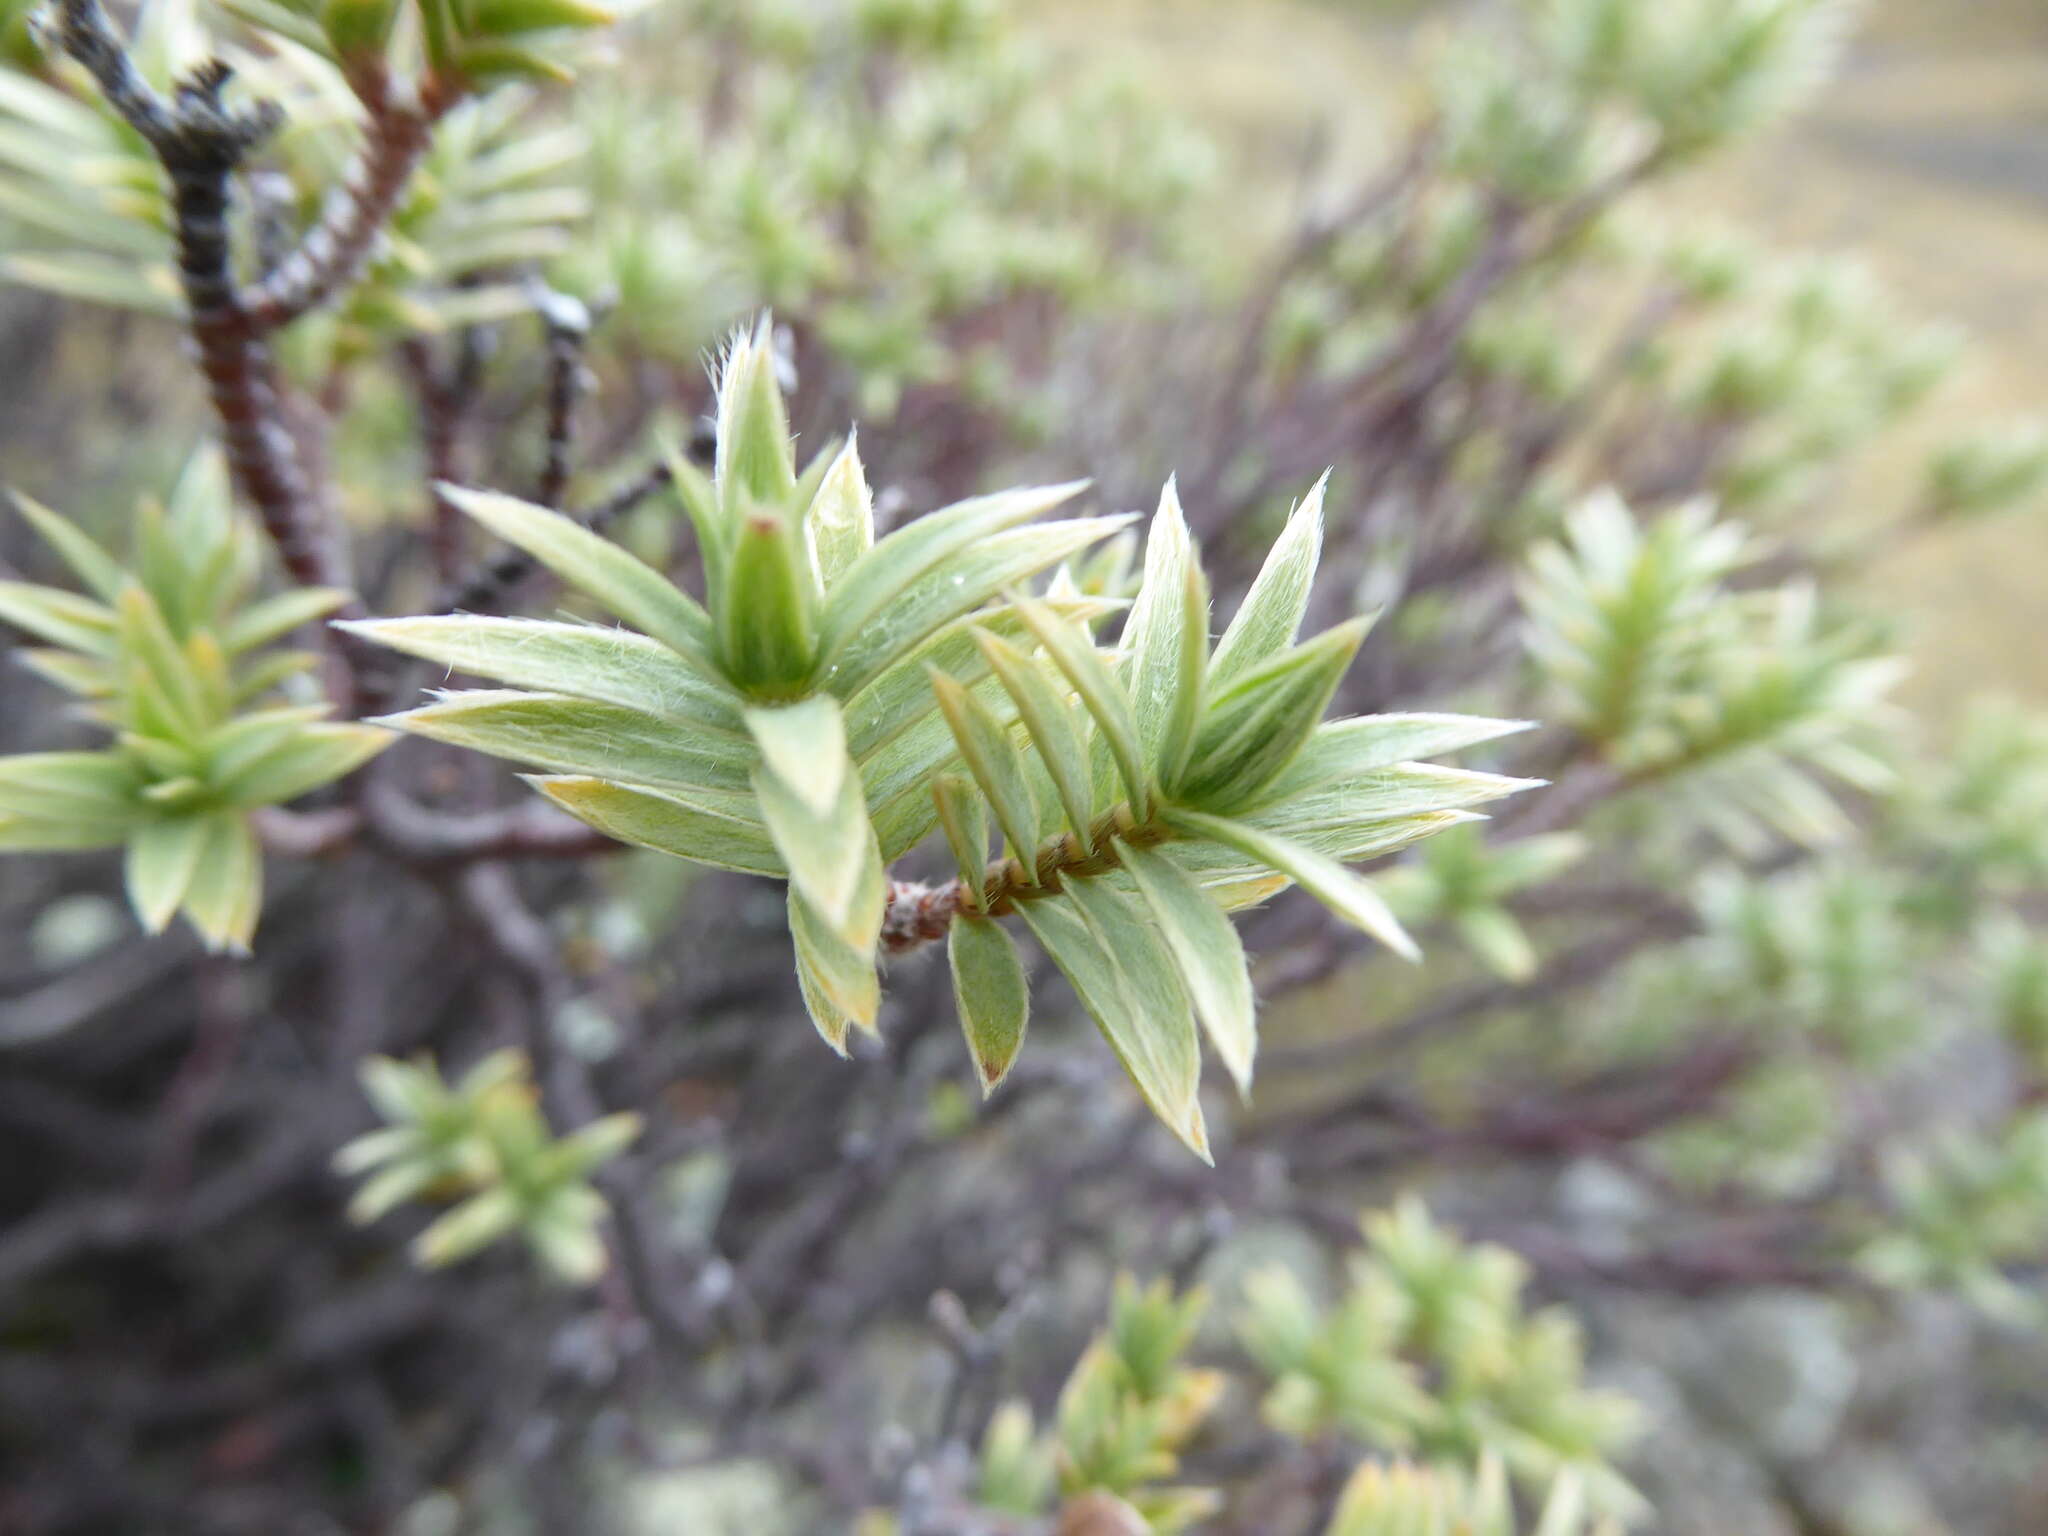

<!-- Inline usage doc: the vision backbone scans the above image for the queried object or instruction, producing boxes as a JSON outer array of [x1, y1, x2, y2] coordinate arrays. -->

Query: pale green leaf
[[222, 587, 353, 653], [805, 433, 874, 586], [0, 815, 134, 850], [752, 759, 883, 953], [714, 320, 798, 515], [933, 772, 990, 903], [414, 1187, 523, 1268], [790, 882, 881, 1047], [1209, 473, 1326, 686], [1121, 480, 1206, 770], [0, 254, 183, 318], [821, 508, 1123, 700], [179, 812, 262, 953], [1258, 713, 1536, 801], [1173, 617, 1367, 810], [717, 502, 819, 697], [949, 913, 1029, 1095], [528, 775, 783, 875], [977, 630, 1096, 842], [437, 485, 712, 658], [9, 492, 127, 602], [337, 616, 745, 733], [0, 580, 118, 655], [744, 695, 849, 819], [0, 751, 144, 823], [124, 815, 211, 933], [1244, 764, 1538, 840], [376, 690, 754, 796], [1120, 841, 1257, 1096], [1027, 876, 1208, 1161], [1160, 807, 1419, 961], [1012, 591, 1149, 814], [213, 722, 391, 807], [931, 669, 1040, 874]]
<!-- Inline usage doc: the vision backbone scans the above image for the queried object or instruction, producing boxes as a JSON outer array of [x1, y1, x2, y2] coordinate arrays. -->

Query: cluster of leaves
[[0, 0, 601, 335], [1521, 489, 1901, 853], [355, 323, 1528, 1156], [336, 1049, 640, 1283], [1858, 1111, 2048, 1328], [932, 473, 1533, 1155], [1378, 824, 1585, 983], [977, 1276, 1224, 1533], [222, 0, 618, 87], [1435, 0, 1854, 206], [959, 1206, 1646, 1533], [553, 0, 1215, 412], [0, 453, 386, 950], [1238, 1199, 1644, 1519], [1327, 1454, 1619, 1536]]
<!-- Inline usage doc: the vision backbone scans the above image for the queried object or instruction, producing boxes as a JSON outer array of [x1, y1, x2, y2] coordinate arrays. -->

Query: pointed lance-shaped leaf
[[930, 668, 1040, 873], [1011, 590, 1149, 815], [1160, 806, 1420, 961], [805, 434, 875, 588], [374, 690, 753, 795], [717, 504, 820, 698], [816, 484, 1105, 698], [337, 616, 746, 734], [1209, 473, 1326, 686], [468, 0, 614, 36], [179, 812, 262, 953], [222, 587, 354, 654], [125, 814, 211, 934], [436, 485, 711, 658], [1171, 617, 1368, 811], [0, 581, 118, 656], [975, 630, 1096, 844], [714, 319, 799, 520], [1015, 887, 1209, 1161], [790, 884, 881, 1049], [9, 491, 127, 602], [1121, 480, 1207, 770], [528, 775, 783, 876], [214, 722, 391, 808], [0, 751, 145, 825], [115, 586, 208, 739], [949, 913, 1029, 1095], [664, 437, 731, 600], [932, 772, 990, 905], [745, 698, 882, 952], [1055, 875, 1211, 1161], [1255, 713, 1535, 802], [1158, 558, 1211, 789], [1120, 841, 1257, 1097]]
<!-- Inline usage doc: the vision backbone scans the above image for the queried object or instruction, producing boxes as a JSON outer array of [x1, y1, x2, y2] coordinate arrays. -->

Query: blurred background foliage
[[6, 0, 2048, 1534]]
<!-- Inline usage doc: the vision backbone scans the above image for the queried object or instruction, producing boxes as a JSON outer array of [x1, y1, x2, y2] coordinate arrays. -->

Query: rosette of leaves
[[1327, 1454, 1619, 1536], [0, 0, 600, 333], [336, 1049, 641, 1283], [978, 1275, 1224, 1534], [1521, 489, 1901, 853], [932, 477, 1534, 1156], [1378, 824, 1586, 983], [0, 456, 387, 951], [347, 321, 1123, 1041], [1236, 1200, 1644, 1520]]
